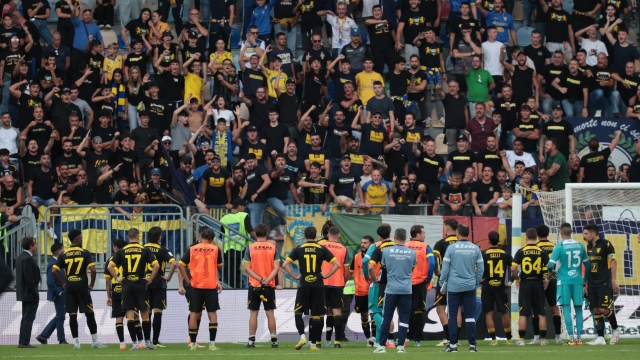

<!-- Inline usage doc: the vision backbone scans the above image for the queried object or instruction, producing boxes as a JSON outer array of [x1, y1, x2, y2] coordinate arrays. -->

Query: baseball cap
[[350, 28, 361, 36], [180, 154, 192, 163], [247, 125, 258, 132], [162, 30, 173, 39], [188, 30, 198, 39], [212, 155, 221, 162], [341, 154, 351, 160], [552, 104, 563, 111], [457, 134, 468, 142], [348, 135, 360, 141], [286, 79, 296, 85], [460, 23, 472, 30], [60, 87, 71, 94], [161, 135, 172, 142], [232, 198, 247, 207], [150, 168, 162, 175], [92, 136, 102, 143]]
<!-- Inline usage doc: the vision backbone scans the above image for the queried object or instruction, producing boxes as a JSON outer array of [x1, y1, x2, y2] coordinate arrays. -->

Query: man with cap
[[539, 104, 576, 161], [143, 167, 171, 204], [220, 198, 255, 288], [465, 103, 497, 153], [77, 130, 114, 184], [170, 100, 195, 153], [145, 135, 188, 183], [352, 110, 388, 159], [445, 135, 477, 183], [70, 7, 103, 78], [501, 48, 539, 109], [154, 31, 180, 73], [199, 154, 231, 207], [92, 110, 117, 151], [340, 28, 371, 74], [342, 134, 366, 176], [234, 124, 267, 164], [174, 154, 201, 209], [43, 87, 81, 137], [329, 154, 364, 212], [179, 30, 207, 67]]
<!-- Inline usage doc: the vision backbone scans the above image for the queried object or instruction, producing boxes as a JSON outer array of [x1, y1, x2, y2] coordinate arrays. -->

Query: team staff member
[[243, 223, 281, 348], [220, 198, 255, 288], [439, 224, 484, 353], [282, 226, 340, 351], [481, 231, 513, 346], [144, 226, 177, 347], [349, 235, 376, 346], [36, 243, 67, 345], [318, 226, 350, 348], [432, 218, 460, 347], [372, 228, 416, 354], [584, 224, 622, 345], [511, 228, 550, 346], [52, 229, 107, 349], [105, 239, 143, 349], [178, 227, 224, 351], [534, 225, 562, 345], [15, 237, 39, 349], [406, 225, 435, 347], [107, 228, 160, 350]]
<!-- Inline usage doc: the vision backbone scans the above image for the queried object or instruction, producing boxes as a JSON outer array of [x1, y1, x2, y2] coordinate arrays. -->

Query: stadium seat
[[435, 133, 448, 155], [517, 27, 535, 47], [512, 1, 523, 21], [231, 28, 241, 49], [146, 1, 159, 13], [562, 0, 574, 13]]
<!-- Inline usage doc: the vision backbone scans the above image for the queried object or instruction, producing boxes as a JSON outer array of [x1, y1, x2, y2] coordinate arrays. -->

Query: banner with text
[[568, 118, 640, 170]]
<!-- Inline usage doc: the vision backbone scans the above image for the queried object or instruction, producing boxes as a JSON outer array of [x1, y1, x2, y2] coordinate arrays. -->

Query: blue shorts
[[31, 196, 56, 207], [556, 283, 583, 307]]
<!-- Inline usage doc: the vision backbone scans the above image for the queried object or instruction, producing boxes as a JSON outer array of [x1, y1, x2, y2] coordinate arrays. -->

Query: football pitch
[[1, 340, 640, 359]]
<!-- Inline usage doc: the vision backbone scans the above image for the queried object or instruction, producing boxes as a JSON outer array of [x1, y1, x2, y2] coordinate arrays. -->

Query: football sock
[[115, 323, 125, 343], [189, 328, 197, 344], [532, 316, 540, 336], [295, 314, 305, 336], [488, 327, 496, 340], [142, 320, 151, 341], [127, 319, 138, 343], [361, 320, 371, 338], [442, 323, 449, 341], [606, 311, 618, 330], [69, 313, 79, 338], [595, 314, 605, 337], [209, 323, 218, 342], [540, 328, 547, 339], [86, 312, 97, 334], [505, 327, 512, 340], [553, 315, 562, 336], [136, 321, 143, 341], [325, 314, 334, 341], [152, 312, 162, 343], [563, 307, 574, 335], [333, 315, 343, 342], [574, 306, 583, 336], [270, 334, 277, 345]]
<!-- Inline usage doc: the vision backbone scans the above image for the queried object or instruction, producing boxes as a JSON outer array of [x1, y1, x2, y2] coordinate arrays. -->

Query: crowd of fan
[[1, 0, 640, 240]]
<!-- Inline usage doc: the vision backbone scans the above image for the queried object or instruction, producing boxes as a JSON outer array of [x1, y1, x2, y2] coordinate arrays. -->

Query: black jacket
[[16, 251, 40, 302]]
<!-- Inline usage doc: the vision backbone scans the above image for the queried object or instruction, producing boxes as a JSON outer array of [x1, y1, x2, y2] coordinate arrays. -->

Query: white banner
[[1, 291, 638, 344]]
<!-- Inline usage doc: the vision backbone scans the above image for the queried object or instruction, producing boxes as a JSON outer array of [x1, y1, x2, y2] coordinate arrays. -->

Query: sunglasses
[[163, 141, 172, 144], [250, 32, 259, 35], [312, 40, 322, 43], [212, 159, 221, 163], [201, 142, 210, 145], [78, 174, 87, 177]]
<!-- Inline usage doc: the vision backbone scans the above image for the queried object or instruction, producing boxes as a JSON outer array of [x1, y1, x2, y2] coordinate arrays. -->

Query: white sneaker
[[595, 110, 602, 117], [610, 328, 621, 345], [439, 117, 445, 124], [99, 25, 105, 29], [555, 335, 563, 345], [278, 224, 288, 235], [528, 339, 541, 345], [435, 339, 450, 347], [47, 227, 57, 240], [367, 337, 375, 347], [425, 117, 432, 125], [588, 337, 607, 346], [397, 345, 406, 353], [105, 24, 111, 29], [268, 230, 277, 238], [373, 345, 386, 353]]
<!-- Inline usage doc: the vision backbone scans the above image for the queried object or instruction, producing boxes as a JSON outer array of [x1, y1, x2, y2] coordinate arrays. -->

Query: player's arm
[[177, 254, 191, 286], [88, 261, 96, 290], [426, 245, 435, 282], [243, 247, 263, 282], [438, 252, 451, 291], [362, 243, 376, 281], [511, 252, 521, 282], [610, 251, 618, 292], [164, 257, 177, 282], [281, 257, 300, 280], [145, 251, 160, 284], [52, 255, 66, 288], [547, 244, 561, 274]]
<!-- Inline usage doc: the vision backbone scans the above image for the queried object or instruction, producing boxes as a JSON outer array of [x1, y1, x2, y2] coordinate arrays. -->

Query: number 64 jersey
[[110, 243, 158, 288]]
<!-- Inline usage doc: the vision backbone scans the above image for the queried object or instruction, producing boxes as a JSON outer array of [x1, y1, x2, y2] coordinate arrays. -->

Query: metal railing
[[1, 215, 36, 271], [38, 204, 190, 273]]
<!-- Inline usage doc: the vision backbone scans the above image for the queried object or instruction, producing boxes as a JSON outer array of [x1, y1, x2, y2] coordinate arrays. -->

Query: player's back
[[514, 245, 548, 281], [406, 240, 429, 285], [246, 241, 278, 287], [552, 239, 588, 285], [536, 239, 555, 256], [105, 255, 123, 295], [286, 242, 336, 288], [482, 247, 512, 291], [144, 243, 175, 288], [112, 243, 157, 287], [187, 242, 222, 289], [319, 240, 348, 287], [350, 252, 370, 296], [433, 235, 458, 268], [55, 246, 94, 290]]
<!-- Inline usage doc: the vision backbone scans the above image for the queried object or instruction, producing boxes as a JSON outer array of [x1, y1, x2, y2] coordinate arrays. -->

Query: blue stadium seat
[[231, 28, 241, 49], [563, 0, 574, 14], [517, 27, 535, 47]]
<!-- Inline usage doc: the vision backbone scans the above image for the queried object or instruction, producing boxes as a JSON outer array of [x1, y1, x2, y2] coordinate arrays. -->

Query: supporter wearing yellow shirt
[[148, 11, 171, 45], [102, 43, 123, 83], [209, 38, 234, 71], [258, 45, 287, 99], [355, 57, 384, 105], [182, 56, 205, 104], [361, 170, 395, 214]]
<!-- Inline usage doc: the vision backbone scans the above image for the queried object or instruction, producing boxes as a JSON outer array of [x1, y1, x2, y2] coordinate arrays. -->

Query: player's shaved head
[[560, 223, 573, 237]]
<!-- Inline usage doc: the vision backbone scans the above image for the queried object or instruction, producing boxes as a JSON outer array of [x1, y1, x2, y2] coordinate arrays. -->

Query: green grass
[[1, 340, 639, 359]]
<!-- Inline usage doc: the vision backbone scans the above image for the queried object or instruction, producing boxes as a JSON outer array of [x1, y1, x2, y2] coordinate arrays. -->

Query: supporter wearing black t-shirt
[[612, 64, 640, 112], [329, 156, 362, 208], [440, 177, 469, 215], [447, 148, 477, 178], [124, 46, 150, 77], [260, 117, 290, 159], [471, 167, 500, 217], [244, 156, 269, 206], [541, 117, 574, 157], [29, 159, 56, 201], [201, 163, 230, 205], [303, 68, 327, 106], [238, 126, 267, 163], [79, 137, 114, 182], [579, 133, 621, 183], [113, 143, 140, 184], [524, 42, 551, 74], [241, 91, 271, 132]]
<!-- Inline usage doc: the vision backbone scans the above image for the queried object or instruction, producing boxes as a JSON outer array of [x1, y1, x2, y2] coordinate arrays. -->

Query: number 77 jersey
[[548, 239, 589, 285]]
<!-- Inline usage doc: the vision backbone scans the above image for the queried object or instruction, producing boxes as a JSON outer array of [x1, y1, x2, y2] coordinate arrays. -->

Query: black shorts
[[482, 290, 509, 313], [247, 286, 277, 311], [587, 284, 614, 310], [434, 285, 447, 306], [377, 283, 387, 308], [185, 286, 205, 309], [190, 288, 220, 313], [354, 295, 369, 314], [147, 288, 167, 310], [324, 287, 344, 309], [121, 285, 150, 312], [411, 283, 427, 311], [111, 296, 125, 318], [518, 280, 546, 317], [416, 181, 441, 202], [65, 289, 94, 313], [544, 279, 557, 307], [294, 287, 325, 316]]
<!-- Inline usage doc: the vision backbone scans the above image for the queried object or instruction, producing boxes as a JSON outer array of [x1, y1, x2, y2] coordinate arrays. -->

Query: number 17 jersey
[[110, 243, 158, 288]]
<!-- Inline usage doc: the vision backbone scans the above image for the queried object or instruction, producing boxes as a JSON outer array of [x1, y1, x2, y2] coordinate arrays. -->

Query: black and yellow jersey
[[433, 235, 458, 269], [110, 243, 158, 288], [369, 240, 396, 285], [482, 247, 512, 291], [536, 239, 555, 255], [144, 243, 175, 289], [587, 238, 615, 286], [286, 241, 336, 288], [104, 255, 123, 299], [54, 246, 95, 291], [513, 245, 549, 281]]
